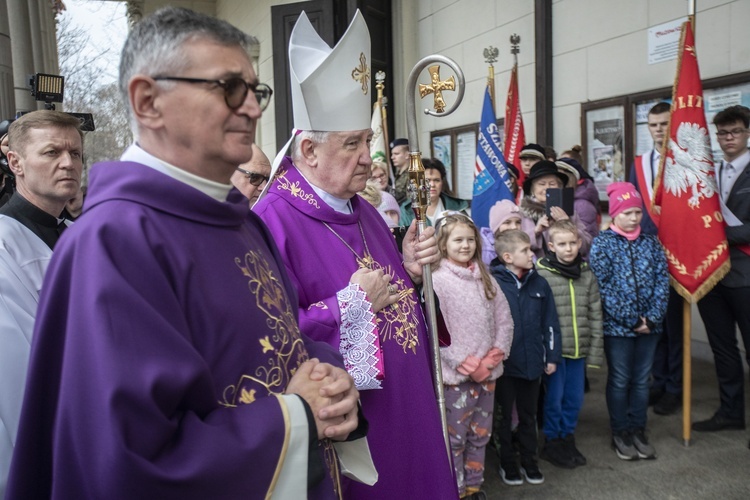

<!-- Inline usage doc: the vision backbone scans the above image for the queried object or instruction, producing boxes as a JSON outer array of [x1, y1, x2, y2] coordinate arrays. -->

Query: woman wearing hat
[[520, 161, 592, 259]]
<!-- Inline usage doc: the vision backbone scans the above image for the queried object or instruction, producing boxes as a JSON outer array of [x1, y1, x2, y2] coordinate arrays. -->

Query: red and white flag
[[653, 19, 729, 301], [503, 63, 526, 185]]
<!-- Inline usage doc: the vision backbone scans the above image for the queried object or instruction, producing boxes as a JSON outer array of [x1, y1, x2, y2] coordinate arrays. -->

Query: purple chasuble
[[6, 162, 344, 499], [254, 158, 458, 499]]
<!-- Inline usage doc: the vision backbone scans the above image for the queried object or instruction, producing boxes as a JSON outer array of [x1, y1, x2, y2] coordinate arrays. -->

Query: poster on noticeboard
[[586, 106, 625, 201]]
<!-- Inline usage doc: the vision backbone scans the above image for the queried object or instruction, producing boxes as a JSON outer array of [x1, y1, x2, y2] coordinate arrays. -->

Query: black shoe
[[540, 438, 576, 469], [654, 392, 681, 415], [520, 460, 544, 485], [467, 491, 487, 500], [563, 434, 587, 466], [648, 388, 664, 406], [499, 463, 523, 486], [692, 413, 745, 432]]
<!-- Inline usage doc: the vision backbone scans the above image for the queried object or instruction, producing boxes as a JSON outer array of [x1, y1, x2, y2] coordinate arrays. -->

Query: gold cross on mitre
[[419, 65, 455, 113], [351, 52, 370, 94]]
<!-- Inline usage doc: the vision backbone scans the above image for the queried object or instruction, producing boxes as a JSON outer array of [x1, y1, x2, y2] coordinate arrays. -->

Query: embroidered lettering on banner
[[219, 250, 308, 407]]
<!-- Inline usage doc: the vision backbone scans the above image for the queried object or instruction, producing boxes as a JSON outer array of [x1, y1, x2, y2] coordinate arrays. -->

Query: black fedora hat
[[523, 160, 569, 195]]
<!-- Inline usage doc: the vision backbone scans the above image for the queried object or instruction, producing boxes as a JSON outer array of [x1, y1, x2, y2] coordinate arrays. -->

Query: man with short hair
[[6, 8, 365, 499], [0, 110, 83, 497], [255, 10, 457, 499], [693, 105, 750, 439], [229, 143, 271, 207], [390, 137, 410, 204], [629, 101, 684, 416]]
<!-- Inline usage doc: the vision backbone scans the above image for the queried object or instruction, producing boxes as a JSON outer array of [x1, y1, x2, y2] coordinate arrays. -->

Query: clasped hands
[[286, 359, 359, 441], [457, 347, 505, 383]]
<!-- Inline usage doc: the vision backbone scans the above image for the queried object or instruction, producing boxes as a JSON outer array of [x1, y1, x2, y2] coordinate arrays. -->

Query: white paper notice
[[648, 18, 688, 65]]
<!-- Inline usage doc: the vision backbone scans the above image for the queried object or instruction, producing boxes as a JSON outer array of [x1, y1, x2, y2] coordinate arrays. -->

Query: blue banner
[[472, 87, 513, 228]]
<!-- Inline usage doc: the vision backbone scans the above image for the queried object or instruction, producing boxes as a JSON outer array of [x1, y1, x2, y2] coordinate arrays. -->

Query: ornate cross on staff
[[406, 55, 465, 461], [418, 65, 455, 113]]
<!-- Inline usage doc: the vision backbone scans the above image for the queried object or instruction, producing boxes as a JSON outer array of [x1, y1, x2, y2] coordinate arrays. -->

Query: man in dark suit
[[694, 105, 750, 443]]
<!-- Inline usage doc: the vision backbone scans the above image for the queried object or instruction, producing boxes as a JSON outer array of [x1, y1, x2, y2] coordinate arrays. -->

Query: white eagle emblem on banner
[[663, 122, 716, 208]]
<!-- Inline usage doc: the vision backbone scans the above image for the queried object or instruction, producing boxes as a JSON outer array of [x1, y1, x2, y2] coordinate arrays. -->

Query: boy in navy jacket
[[490, 229, 562, 486]]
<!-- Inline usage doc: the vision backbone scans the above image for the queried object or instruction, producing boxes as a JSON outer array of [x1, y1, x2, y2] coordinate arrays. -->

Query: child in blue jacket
[[491, 229, 561, 486], [589, 182, 669, 461]]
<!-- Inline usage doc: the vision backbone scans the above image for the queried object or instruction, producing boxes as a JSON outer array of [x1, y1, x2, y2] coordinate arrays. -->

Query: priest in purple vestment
[[5, 8, 373, 499], [254, 10, 458, 499]]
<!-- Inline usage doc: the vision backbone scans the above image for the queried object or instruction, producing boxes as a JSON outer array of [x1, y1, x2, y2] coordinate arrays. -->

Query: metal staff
[[405, 55, 465, 460]]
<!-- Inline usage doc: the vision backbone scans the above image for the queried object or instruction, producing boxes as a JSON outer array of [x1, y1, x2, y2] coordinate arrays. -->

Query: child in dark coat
[[491, 229, 562, 486]]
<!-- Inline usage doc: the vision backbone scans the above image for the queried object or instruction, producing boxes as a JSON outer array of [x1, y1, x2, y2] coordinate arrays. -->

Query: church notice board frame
[[430, 120, 504, 202], [581, 70, 750, 201]]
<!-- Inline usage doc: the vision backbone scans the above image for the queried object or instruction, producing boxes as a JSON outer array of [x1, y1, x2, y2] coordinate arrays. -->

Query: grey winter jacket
[[536, 258, 604, 367]]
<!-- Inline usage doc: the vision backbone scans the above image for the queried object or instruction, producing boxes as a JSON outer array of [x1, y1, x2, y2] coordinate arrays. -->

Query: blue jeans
[[543, 357, 585, 439], [604, 334, 660, 433]]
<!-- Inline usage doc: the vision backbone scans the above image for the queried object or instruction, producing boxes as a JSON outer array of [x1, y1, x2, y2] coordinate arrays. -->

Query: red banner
[[653, 19, 729, 302], [503, 63, 526, 186]]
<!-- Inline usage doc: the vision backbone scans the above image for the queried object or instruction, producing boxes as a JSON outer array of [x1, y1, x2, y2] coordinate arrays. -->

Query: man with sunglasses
[[6, 7, 367, 499], [693, 105, 750, 445], [230, 143, 271, 207]]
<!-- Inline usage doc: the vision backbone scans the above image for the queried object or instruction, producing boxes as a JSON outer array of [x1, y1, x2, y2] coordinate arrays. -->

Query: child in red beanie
[[589, 182, 669, 461]]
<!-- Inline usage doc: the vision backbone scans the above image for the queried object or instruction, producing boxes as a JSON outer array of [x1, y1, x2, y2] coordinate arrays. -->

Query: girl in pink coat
[[433, 212, 515, 499]]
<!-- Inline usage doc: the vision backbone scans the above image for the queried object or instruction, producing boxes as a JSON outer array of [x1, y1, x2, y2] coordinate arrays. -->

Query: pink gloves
[[457, 355, 481, 376], [469, 348, 505, 383]]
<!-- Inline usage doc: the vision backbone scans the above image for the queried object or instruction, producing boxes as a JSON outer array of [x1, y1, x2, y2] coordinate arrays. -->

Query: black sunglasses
[[236, 167, 269, 186], [153, 76, 273, 111]]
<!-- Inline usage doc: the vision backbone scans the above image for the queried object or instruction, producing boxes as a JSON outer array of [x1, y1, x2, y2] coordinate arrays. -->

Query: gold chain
[[322, 221, 375, 269]]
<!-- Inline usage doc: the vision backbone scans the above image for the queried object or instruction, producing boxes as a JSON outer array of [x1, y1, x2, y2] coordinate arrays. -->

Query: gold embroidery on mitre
[[275, 169, 320, 208], [351, 53, 370, 95], [219, 251, 308, 408]]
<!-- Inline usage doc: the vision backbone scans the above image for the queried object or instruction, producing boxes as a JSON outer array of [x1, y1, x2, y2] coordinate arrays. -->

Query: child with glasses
[[433, 213, 514, 500]]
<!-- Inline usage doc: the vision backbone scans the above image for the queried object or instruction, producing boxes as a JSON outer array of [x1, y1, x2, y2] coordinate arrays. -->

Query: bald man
[[230, 144, 270, 207]]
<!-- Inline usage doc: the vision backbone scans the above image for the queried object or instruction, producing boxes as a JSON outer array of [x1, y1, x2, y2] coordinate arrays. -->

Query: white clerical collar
[[297, 169, 352, 214], [120, 144, 233, 202]]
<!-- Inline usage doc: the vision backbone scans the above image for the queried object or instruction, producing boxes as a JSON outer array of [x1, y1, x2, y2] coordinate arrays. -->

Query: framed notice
[[432, 134, 452, 184], [582, 102, 626, 200], [430, 118, 504, 203]]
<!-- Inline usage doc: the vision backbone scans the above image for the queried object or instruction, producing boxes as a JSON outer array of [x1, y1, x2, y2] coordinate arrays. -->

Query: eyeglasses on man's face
[[153, 76, 273, 111], [236, 167, 269, 186], [716, 128, 748, 139]]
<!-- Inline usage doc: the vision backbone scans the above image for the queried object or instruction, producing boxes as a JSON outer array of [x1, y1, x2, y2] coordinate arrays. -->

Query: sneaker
[[540, 438, 576, 469], [499, 463, 523, 486], [563, 434, 587, 466], [467, 491, 487, 500], [520, 461, 545, 485], [692, 413, 745, 432], [654, 392, 681, 415], [631, 429, 657, 459], [611, 431, 639, 460]]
